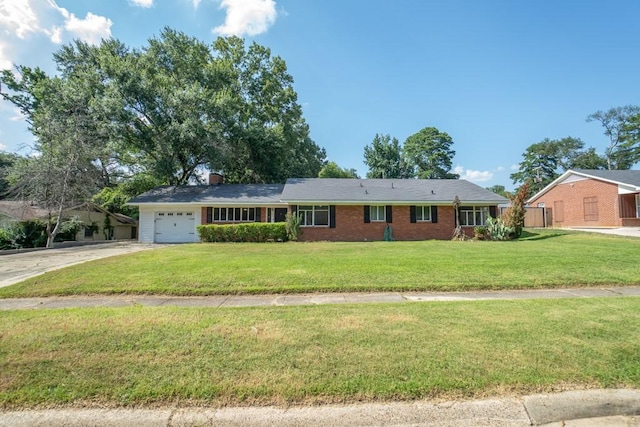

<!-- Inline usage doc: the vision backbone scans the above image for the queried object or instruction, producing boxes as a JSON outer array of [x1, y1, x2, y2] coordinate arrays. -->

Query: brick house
[[129, 173, 507, 243], [527, 169, 640, 228]]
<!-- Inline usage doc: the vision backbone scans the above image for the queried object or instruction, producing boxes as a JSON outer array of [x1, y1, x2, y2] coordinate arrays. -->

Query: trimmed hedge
[[197, 223, 288, 243]]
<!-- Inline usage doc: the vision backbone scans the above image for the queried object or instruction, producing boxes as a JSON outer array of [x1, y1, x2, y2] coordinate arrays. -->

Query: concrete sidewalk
[[1, 389, 639, 426], [2, 286, 640, 310]]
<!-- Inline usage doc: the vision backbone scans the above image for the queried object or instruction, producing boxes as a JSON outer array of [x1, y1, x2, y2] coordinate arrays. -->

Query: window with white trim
[[415, 205, 431, 222], [459, 206, 489, 226], [370, 205, 386, 222], [213, 207, 257, 222], [298, 205, 329, 226]]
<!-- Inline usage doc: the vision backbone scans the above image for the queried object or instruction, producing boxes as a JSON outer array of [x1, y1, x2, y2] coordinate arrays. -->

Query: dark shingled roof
[[129, 184, 286, 205], [573, 169, 640, 187], [281, 178, 508, 204]]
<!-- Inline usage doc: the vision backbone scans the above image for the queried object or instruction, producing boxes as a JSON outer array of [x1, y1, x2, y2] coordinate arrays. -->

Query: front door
[[274, 208, 287, 222]]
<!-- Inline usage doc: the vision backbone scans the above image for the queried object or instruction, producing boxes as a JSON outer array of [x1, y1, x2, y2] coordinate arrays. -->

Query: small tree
[[451, 195, 467, 240], [503, 181, 529, 238], [285, 212, 301, 241]]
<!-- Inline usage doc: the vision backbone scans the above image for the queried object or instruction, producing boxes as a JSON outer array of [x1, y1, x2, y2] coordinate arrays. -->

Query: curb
[[1, 389, 638, 426]]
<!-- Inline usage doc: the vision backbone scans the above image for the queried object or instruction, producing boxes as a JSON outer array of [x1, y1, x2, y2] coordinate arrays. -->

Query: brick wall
[[530, 178, 622, 227], [199, 205, 483, 240], [299, 205, 467, 241]]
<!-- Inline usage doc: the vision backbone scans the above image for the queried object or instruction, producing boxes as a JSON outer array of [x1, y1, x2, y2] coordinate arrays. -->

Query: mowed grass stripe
[[0, 229, 638, 297], [1, 297, 639, 408]]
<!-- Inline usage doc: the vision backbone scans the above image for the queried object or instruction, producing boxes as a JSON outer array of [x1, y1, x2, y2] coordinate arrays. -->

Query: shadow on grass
[[517, 229, 569, 241]]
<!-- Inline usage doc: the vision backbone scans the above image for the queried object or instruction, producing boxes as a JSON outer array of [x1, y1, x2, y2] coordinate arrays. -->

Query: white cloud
[[64, 12, 112, 44], [130, 0, 153, 8], [0, 0, 111, 47], [496, 166, 505, 172], [453, 166, 493, 183], [510, 164, 520, 171], [213, 0, 277, 36], [0, 0, 41, 39], [0, 40, 12, 70], [0, 143, 7, 151], [10, 108, 26, 122]]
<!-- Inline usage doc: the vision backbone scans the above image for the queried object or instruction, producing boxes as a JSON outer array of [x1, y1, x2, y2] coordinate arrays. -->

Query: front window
[[370, 205, 386, 222], [416, 206, 431, 222], [298, 205, 329, 226], [459, 206, 489, 226], [213, 207, 257, 222]]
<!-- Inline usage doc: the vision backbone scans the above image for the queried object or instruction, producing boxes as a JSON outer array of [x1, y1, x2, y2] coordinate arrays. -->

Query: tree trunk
[[45, 205, 65, 248]]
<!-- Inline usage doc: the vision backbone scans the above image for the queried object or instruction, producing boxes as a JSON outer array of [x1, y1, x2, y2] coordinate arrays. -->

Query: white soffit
[[560, 173, 587, 184], [618, 184, 638, 194]]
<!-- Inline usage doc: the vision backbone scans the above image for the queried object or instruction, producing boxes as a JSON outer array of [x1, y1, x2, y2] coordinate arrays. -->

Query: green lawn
[[1, 229, 638, 298], [1, 297, 639, 408]]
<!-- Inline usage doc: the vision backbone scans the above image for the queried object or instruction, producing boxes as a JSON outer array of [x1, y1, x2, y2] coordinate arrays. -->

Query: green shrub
[[55, 216, 84, 242], [197, 223, 288, 243], [0, 220, 47, 249], [0, 228, 13, 250], [473, 226, 488, 240], [485, 216, 514, 241]]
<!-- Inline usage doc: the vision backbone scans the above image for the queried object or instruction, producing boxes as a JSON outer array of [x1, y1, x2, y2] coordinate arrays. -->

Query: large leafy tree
[[510, 137, 604, 194], [486, 184, 508, 198], [587, 105, 640, 170], [55, 31, 244, 185], [363, 134, 411, 179], [403, 127, 458, 179], [621, 111, 640, 166], [318, 161, 359, 178], [2, 28, 325, 188], [213, 36, 325, 183]]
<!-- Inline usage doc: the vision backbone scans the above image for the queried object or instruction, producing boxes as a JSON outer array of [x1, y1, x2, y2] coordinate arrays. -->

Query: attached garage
[[153, 211, 196, 243], [129, 180, 286, 244]]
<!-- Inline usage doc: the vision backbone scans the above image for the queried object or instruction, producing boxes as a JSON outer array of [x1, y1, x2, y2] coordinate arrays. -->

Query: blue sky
[[1, 0, 639, 189]]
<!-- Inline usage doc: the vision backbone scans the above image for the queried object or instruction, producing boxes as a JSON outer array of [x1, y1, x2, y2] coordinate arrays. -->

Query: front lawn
[[0, 229, 638, 297], [1, 297, 639, 408]]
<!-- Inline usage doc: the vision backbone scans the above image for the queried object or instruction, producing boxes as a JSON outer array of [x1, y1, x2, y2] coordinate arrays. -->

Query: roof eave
[[127, 201, 287, 206], [282, 200, 505, 205]]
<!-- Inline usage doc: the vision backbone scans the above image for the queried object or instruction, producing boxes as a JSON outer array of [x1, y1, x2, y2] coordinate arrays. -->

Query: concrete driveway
[[566, 226, 640, 238], [0, 242, 161, 289]]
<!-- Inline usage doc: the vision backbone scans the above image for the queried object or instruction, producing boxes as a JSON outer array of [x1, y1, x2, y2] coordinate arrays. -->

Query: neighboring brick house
[[528, 169, 640, 228], [129, 173, 507, 243]]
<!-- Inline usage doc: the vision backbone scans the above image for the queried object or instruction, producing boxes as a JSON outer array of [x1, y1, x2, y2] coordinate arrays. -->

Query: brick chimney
[[208, 173, 224, 185]]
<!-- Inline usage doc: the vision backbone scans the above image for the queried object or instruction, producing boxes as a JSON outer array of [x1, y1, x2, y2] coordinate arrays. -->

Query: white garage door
[[154, 211, 196, 243]]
